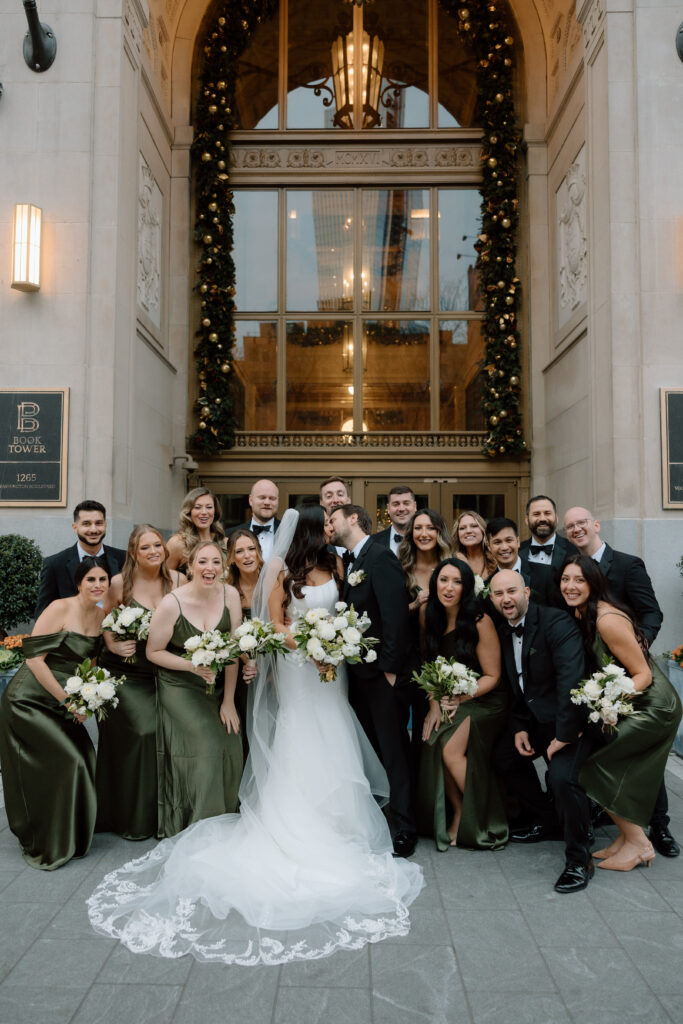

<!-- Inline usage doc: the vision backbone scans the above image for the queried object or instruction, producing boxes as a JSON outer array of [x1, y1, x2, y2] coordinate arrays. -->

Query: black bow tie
[[393, 533, 403, 546], [509, 623, 525, 638], [529, 543, 553, 556], [342, 551, 355, 568], [252, 524, 271, 536]]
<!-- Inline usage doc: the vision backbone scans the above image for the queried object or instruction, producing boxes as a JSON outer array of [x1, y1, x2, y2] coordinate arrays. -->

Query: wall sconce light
[[169, 452, 199, 472], [677, 23, 683, 62], [11, 204, 42, 292], [22, 0, 57, 73]]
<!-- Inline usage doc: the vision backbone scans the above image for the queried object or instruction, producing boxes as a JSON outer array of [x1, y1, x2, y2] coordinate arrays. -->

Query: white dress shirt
[[77, 542, 104, 561], [526, 534, 556, 565], [511, 616, 526, 691], [250, 519, 275, 561], [389, 529, 404, 557], [591, 542, 606, 563]]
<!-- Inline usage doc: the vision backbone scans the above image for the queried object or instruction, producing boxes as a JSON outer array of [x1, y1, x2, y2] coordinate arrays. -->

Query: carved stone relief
[[137, 154, 163, 330], [557, 146, 587, 326], [230, 144, 480, 176]]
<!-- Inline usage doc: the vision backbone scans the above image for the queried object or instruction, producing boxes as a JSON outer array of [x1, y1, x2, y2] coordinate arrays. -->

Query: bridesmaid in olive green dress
[[147, 540, 244, 838], [97, 525, 186, 840], [0, 558, 111, 870], [560, 555, 682, 872], [226, 528, 263, 759], [166, 487, 227, 575], [416, 558, 508, 851]]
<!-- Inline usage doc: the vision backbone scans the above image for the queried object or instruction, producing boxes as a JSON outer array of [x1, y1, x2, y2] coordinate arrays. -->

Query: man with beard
[[373, 485, 417, 557], [519, 495, 577, 606], [34, 500, 125, 616]]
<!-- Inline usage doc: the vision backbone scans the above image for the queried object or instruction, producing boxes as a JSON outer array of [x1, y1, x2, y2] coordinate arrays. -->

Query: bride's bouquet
[[570, 662, 637, 731], [101, 605, 153, 663], [63, 658, 125, 721], [412, 656, 480, 723], [291, 601, 378, 683]]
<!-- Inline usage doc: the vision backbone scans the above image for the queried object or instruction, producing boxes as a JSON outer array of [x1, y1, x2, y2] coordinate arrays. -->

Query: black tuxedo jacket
[[598, 543, 663, 645], [34, 543, 126, 618], [228, 517, 281, 538], [497, 601, 586, 744], [519, 535, 578, 607], [341, 536, 411, 680], [372, 527, 392, 548]]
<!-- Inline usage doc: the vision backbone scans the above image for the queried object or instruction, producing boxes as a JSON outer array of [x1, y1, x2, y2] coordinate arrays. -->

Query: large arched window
[[224, 0, 486, 437]]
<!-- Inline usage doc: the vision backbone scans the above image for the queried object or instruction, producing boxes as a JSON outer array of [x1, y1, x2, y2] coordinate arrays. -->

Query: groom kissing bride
[[329, 503, 419, 858]]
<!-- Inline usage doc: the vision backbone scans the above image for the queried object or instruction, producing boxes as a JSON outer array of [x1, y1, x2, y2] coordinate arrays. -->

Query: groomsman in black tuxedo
[[482, 518, 530, 626], [229, 479, 281, 561], [519, 495, 577, 607], [319, 477, 350, 557], [490, 570, 595, 893], [34, 500, 126, 617], [329, 503, 418, 858], [372, 485, 417, 557], [563, 505, 677, 857]]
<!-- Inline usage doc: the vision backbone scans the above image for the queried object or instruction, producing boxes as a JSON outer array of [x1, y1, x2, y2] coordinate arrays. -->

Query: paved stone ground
[[0, 760, 682, 1024]]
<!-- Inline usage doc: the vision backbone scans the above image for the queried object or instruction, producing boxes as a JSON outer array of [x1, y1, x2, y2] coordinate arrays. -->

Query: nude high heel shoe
[[593, 835, 625, 860], [597, 842, 656, 872]]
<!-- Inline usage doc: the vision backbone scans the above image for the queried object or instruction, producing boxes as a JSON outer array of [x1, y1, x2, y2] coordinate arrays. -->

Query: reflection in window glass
[[370, 0, 428, 129], [437, 6, 478, 128], [286, 320, 353, 429], [233, 192, 277, 311], [232, 320, 277, 430], [287, 0, 351, 129], [287, 191, 354, 312], [363, 320, 430, 431], [363, 190, 430, 311], [451, 494, 505, 521], [439, 319, 486, 430], [438, 189, 483, 311], [234, 13, 279, 128]]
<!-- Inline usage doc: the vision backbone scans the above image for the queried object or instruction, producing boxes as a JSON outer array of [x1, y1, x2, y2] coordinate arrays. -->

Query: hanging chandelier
[[331, 26, 384, 128]]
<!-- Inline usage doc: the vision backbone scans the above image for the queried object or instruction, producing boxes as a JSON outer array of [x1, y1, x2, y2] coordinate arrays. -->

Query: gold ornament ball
[[218, 16, 225, 25], [463, 21, 471, 29], [208, 202, 217, 212], [488, 157, 498, 168], [206, 257, 213, 265], [505, 295, 514, 305], [495, 93, 504, 103], [510, 340, 517, 349], [490, 415, 499, 426], [504, 58, 512, 66], [208, 104, 218, 114], [497, 280, 505, 288], [209, 332, 219, 342], [214, 397, 221, 404], [502, 218, 511, 229], [499, 409, 508, 418], [217, 80, 226, 90], [499, 445, 506, 453], [217, 160, 226, 170], [200, 283, 208, 294], [510, 376, 519, 386], [201, 152, 212, 162], [490, 134, 498, 144], [505, 35, 514, 45], [221, 362, 230, 373], [460, 7, 470, 18], [199, 421, 207, 429], [202, 317, 211, 327], [203, 234, 213, 245], [221, 45, 227, 53]]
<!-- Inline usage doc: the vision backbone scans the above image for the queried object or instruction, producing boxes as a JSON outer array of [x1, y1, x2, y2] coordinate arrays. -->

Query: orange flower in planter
[[667, 645, 683, 666]]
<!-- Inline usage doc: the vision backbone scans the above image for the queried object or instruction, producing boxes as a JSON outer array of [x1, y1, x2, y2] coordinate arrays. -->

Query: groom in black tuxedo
[[329, 503, 418, 858], [34, 499, 126, 617], [490, 570, 595, 894]]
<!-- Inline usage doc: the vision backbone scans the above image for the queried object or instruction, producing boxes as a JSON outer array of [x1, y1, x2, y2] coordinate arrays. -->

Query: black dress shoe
[[554, 860, 594, 894], [509, 823, 559, 844], [393, 831, 418, 858], [649, 823, 680, 858]]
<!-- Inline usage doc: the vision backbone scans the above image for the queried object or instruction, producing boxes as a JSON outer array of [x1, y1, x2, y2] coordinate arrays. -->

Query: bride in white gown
[[87, 506, 424, 965]]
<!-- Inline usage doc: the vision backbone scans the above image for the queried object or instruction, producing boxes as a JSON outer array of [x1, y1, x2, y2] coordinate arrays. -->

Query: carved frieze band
[[230, 144, 482, 178], [576, 0, 605, 59], [232, 431, 486, 451], [124, 0, 149, 57]]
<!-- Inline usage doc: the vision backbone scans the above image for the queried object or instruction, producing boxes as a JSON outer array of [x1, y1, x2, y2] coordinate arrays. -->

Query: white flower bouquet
[[63, 658, 125, 721], [182, 629, 237, 694], [473, 574, 489, 598], [570, 662, 637, 731], [291, 601, 378, 683], [412, 656, 480, 723], [232, 617, 289, 659], [101, 605, 153, 663]]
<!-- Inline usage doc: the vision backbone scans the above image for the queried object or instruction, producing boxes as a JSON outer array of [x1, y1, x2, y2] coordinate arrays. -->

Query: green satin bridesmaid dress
[[96, 599, 158, 840], [156, 595, 243, 838], [416, 630, 509, 851], [0, 632, 99, 870], [579, 627, 682, 826], [234, 604, 251, 761]]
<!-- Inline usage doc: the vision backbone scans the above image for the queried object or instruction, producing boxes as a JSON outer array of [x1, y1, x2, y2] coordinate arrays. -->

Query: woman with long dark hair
[[0, 558, 110, 869], [560, 554, 681, 871], [416, 557, 508, 850], [97, 525, 185, 840], [226, 528, 264, 758]]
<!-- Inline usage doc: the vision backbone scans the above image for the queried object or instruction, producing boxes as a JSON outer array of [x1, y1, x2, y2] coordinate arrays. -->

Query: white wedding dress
[[87, 580, 424, 965]]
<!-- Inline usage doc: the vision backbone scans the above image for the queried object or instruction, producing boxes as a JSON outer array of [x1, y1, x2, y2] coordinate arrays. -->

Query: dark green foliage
[[0, 534, 43, 635]]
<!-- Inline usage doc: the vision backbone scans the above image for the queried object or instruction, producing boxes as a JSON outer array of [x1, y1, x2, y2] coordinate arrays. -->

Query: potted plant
[[0, 534, 42, 698], [0, 635, 29, 697]]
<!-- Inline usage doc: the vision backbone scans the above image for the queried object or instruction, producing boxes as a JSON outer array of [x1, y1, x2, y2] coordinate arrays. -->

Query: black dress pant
[[494, 721, 595, 866]]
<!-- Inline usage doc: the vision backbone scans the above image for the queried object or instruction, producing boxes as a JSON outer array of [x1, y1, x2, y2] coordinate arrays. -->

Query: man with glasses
[[562, 506, 676, 858]]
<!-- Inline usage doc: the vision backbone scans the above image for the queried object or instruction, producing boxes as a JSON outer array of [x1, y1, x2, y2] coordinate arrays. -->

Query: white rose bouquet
[[63, 658, 125, 721], [101, 605, 153, 663], [570, 662, 638, 731], [291, 601, 379, 683], [232, 618, 289, 659], [412, 656, 480, 723], [182, 629, 237, 695]]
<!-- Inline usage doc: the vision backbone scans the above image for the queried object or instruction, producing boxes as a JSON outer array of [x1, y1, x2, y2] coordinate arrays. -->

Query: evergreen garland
[[189, 0, 525, 457]]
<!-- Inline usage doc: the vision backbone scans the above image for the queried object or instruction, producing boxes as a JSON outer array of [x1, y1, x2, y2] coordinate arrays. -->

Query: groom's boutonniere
[[347, 570, 366, 587]]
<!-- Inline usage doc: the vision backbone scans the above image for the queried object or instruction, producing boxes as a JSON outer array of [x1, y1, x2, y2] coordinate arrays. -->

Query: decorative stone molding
[[576, 0, 605, 60], [557, 147, 587, 323], [137, 154, 162, 329], [232, 431, 486, 451], [230, 143, 481, 180], [124, 0, 149, 57]]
